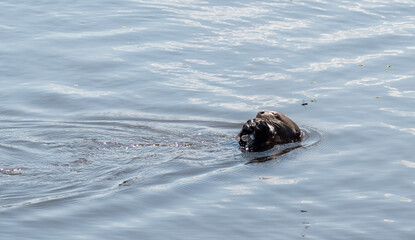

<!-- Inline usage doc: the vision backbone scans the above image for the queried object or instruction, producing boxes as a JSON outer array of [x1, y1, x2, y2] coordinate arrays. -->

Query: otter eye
[[272, 112, 282, 120], [260, 111, 265, 114]]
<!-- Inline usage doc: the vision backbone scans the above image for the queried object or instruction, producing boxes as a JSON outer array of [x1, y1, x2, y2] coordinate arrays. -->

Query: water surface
[[1, 0, 415, 239]]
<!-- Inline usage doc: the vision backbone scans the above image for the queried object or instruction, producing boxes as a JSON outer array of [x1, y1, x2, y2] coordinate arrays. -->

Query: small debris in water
[[386, 65, 392, 68], [310, 99, 317, 103]]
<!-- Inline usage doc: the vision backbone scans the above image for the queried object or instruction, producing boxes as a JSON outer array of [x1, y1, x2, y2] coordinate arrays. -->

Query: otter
[[237, 110, 302, 152]]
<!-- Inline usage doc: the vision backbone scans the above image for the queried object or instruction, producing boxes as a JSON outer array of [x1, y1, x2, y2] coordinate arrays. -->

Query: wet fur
[[237, 111, 302, 152]]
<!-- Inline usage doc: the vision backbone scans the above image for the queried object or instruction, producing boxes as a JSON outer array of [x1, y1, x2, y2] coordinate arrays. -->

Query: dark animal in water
[[237, 110, 302, 152]]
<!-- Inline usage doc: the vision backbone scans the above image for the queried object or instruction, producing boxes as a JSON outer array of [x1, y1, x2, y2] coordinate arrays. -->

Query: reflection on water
[[247, 145, 303, 164], [1, 0, 415, 239], [244, 128, 322, 164]]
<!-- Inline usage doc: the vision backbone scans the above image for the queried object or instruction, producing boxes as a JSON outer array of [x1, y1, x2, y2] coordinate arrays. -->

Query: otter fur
[[237, 110, 302, 152]]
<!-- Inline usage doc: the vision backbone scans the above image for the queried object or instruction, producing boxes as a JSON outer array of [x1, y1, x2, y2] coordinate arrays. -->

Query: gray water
[[1, 0, 415, 239]]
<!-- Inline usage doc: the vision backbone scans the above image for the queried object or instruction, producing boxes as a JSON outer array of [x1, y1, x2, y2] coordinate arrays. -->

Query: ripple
[[113, 41, 227, 52], [205, 18, 310, 47], [248, 72, 288, 81], [381, 123, 415, 136], [294, 87, 343, 98], [287, 18, 415, 48], [385, 86, 415, 98], [259, 176, 308, 185], [148, 61, 299, 110], [223, 185, 255, 195], [163, 3, 271, 24], [42, 84, 115, 97], [36, 27, 146, 40], [345, 75, 412, 86], [0, 117, 240, 210], [252, 57, 282, 64], [384, 193, 413, 203], [288, 50, 403, 72], [0, 24, 14, 29], [339, 2, 386, 18], [380, 108, 415, 117], [185, 59, 216, 65], [400, 160, 415, 169]]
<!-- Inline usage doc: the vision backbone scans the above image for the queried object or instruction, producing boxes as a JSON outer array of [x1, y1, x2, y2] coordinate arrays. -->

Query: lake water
[[1, 0, 415, 239]]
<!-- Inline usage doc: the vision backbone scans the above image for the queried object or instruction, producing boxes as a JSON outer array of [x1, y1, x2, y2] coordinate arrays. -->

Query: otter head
[[256, 110, 284, 123], [238, 111, 302, 152], [237, 118, 276, 152]]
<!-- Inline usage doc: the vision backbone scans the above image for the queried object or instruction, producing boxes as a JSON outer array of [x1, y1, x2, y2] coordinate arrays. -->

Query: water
[[1, 0, 415, 239]]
